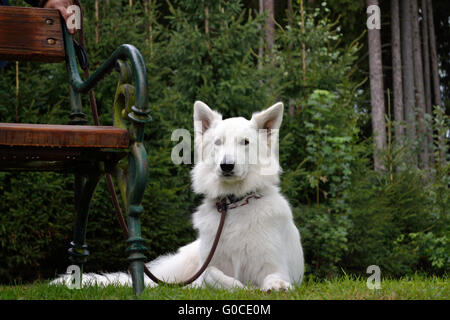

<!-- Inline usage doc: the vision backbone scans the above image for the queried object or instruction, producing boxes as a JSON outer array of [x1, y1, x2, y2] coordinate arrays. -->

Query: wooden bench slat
[[0, 7, 65, 62], [0, 123, 130, 148]]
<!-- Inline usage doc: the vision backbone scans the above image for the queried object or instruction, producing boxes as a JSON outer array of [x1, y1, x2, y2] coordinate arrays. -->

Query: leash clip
[[216, 199, 228, 213]]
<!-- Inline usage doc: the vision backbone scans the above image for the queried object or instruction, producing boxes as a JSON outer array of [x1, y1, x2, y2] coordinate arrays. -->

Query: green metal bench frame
[[0, 9, 151, 296], [63, 26, 151, 296]]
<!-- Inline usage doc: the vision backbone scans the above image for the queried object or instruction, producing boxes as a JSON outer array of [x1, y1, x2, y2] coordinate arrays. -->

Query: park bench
[[0, 6, 151, 295]]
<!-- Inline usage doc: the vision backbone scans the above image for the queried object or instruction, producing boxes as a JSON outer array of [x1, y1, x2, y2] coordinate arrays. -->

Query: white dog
[[52, 101, 304, 291]]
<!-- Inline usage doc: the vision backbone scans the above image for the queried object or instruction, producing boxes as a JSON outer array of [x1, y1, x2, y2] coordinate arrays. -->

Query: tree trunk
[[264, 0, 274, 52], [286, 0, 294, 115], [421, 0, 433, 163], [300, 0, 306, 82], [426, 0, 445, 165], [258, 0, 264, 70], [411, 0, 429, 168], [391, 0, 404, 145], [150, 1, 154, 55], [366, 0, 387, 171], [205, 4, 210, 50], [421, 0, 432, 115], [427, 0, 442, 107], [95, 0, 99, 44], [287, 0, 294, 26], [401, 0, 416, 150]]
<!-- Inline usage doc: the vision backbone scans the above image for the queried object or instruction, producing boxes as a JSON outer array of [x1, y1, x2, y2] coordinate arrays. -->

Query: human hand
[[43, 0, 77, 35]]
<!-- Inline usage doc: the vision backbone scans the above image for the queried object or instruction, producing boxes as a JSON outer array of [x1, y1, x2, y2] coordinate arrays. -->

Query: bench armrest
[[63, 25, 151, 142]]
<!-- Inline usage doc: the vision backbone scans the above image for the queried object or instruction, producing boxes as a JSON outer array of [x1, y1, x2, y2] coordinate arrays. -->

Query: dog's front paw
[[204, 266, 245, 289], [262, 275, 293, 292]]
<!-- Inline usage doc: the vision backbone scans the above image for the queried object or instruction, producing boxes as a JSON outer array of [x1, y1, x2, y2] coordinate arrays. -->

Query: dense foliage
[[0, 0, 447, 284]]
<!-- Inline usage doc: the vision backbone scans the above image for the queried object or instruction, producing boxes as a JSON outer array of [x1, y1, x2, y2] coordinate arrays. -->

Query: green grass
[[0, 274, 448, 300]]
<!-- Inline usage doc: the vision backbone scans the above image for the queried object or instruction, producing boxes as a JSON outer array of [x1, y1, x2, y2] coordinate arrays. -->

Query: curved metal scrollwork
[[112, 60, 150, 295]]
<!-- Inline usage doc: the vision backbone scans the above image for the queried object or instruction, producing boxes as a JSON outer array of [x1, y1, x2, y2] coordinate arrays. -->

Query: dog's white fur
[[52, 101, 304, 291]]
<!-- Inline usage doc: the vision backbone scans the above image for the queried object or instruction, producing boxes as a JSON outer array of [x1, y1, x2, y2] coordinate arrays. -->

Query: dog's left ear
[[251, 102, 284, 132]]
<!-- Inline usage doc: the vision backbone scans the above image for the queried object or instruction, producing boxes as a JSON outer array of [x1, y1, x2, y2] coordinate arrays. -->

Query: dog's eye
[[241, 138, 249, 146], [214, 139, 222, 146]]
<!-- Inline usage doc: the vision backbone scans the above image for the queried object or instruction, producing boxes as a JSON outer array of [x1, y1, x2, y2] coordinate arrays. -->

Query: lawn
[[0, 274, 447, 300]]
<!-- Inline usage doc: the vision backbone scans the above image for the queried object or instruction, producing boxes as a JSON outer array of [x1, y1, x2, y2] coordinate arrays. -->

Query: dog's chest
[[194, 201, 274, 282]]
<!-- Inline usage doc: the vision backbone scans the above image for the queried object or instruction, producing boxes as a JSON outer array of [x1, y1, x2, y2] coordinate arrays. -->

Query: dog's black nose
[[220, 163, 235, 173]]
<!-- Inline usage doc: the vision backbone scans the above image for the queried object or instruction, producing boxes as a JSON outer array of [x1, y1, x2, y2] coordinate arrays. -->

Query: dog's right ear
[[194, 101, 222, 135]]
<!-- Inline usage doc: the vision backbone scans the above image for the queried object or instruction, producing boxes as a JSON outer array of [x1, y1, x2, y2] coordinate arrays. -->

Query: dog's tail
[[49, 240, 201, 288], [145, 239, 201, 285], [49, 270, 134, 288]]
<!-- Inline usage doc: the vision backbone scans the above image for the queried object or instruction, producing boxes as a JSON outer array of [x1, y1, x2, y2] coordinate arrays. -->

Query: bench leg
[[126, 144, 149, 296], [126, 204, 147, 296], [68, 172, 100, 277]]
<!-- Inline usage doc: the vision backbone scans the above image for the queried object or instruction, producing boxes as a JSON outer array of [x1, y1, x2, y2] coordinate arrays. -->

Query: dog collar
[[216, 192, 261, 212]]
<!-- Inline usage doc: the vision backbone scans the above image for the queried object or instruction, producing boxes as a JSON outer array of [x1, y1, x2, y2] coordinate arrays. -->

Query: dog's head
[[191, 101, 283, 199]]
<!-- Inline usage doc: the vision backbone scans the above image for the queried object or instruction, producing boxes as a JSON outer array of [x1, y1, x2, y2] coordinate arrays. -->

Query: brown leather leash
[[72, 0, 227, 287]]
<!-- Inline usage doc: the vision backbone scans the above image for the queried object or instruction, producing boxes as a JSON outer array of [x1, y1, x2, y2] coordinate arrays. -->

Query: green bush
[[293, 205, 350, 278], [0, 172, 73, 282], [343, 166, 449, 277]]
